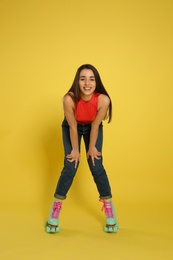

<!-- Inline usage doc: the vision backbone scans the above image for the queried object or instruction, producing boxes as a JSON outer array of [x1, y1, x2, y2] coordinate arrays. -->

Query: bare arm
[[63, 94, 80, 168], [87, 94, 110, 165]]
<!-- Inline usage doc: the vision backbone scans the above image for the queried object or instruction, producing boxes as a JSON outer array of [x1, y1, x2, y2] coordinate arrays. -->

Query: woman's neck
[[80, 92, 94, 102]]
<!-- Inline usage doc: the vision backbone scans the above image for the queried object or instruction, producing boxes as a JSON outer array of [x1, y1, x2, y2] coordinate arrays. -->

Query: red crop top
[[75, 92, 99, 124]]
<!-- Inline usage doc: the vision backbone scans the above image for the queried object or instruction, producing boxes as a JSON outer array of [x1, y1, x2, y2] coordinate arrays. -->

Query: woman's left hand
[[87, 147, 101, 166]]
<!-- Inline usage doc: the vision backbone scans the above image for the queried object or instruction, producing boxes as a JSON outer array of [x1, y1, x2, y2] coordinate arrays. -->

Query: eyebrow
[[80, 75, 95, 78]]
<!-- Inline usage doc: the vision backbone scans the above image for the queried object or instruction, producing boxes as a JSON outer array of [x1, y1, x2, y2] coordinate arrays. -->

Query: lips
[[84, 87, 92, 91]]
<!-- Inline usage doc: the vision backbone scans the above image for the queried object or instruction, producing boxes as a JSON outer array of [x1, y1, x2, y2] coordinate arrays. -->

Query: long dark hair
[[66, 64, 112, 123]]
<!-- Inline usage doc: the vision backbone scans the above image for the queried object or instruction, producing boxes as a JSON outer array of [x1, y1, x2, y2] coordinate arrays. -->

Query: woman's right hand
[[66, 149, 80, 169]]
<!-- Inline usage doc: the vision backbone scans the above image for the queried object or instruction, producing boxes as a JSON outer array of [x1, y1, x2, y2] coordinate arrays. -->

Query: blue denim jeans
[[54, 119, 112, 200]]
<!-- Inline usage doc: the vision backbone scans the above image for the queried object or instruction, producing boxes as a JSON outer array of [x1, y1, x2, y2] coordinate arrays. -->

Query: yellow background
[[0, 0, 173, 259]]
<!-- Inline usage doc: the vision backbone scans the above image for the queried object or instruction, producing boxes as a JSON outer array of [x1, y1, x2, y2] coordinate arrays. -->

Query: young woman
[[46, 64, 118, 233]]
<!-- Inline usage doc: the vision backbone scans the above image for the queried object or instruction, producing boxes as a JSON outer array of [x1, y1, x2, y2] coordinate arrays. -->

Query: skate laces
[[100, 199, 114, 218], [51, 201, 62, 219]]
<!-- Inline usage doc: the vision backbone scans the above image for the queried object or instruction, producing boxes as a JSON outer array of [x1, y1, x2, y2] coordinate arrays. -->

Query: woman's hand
[[87, 147, 101, 166], [66, 149, 80, 169]]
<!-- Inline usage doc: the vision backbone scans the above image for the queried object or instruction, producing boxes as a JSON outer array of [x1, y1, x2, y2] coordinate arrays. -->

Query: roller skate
[[100, 199, 118, 233], [45, 200, 62, 233]]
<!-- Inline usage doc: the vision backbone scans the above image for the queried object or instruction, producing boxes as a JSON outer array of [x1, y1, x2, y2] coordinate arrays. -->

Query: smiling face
[[79, 69, 96, 101]]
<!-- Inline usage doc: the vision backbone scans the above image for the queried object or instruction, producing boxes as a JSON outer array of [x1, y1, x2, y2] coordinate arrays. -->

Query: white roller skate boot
[[100, 199, 118, 233], [45, 200, 62, 233]]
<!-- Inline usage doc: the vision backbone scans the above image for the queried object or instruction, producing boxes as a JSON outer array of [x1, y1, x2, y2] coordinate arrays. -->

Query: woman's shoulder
[[63, 92, 75, 106], [63, 91, 74, 100], [98, 93, 110, 105]]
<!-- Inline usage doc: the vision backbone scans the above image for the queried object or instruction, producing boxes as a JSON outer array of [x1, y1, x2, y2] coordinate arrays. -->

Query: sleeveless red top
[[75, 92, 99, 124]]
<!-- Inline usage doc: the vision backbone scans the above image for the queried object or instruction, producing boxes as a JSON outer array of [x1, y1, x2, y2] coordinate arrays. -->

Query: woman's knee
[[88, 158, 104, 174], [64, 159, 79, 175]]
